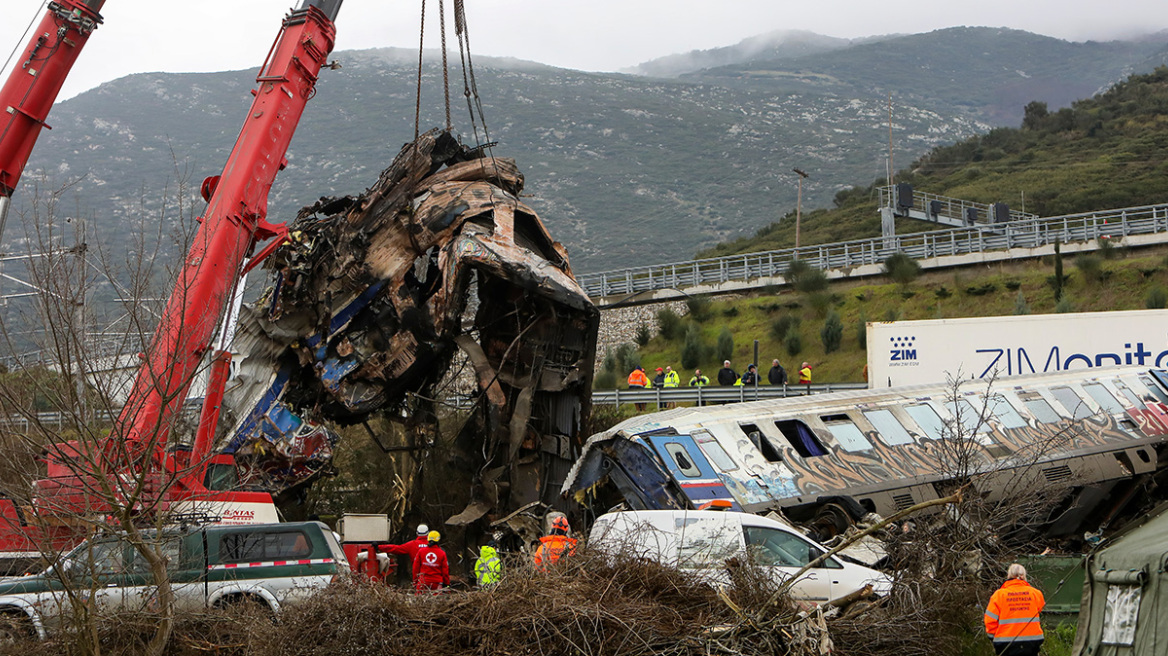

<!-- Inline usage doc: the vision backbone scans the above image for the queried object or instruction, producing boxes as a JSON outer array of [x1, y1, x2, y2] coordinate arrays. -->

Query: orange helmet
[[551, 516, 570, 532]]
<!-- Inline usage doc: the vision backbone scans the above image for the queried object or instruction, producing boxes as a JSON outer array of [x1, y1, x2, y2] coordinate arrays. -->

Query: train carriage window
[[862, 409, 914, 446], [1136, 376, 1168, 406], [1083, 384, 1126, 415], [1114, 381, 1147, 410], [662, 443, 702, 478], [1050, 387, 1095, 421], [905, 404, 946, 440], [944, 398, 992, 435], [774, 420, 828, 458], [738, 424, 783, 463], [693, 431, 739, 471], [821, 415, 873, 452], [1018, 392, 1061, 424], [986, 395, 1027, 429]]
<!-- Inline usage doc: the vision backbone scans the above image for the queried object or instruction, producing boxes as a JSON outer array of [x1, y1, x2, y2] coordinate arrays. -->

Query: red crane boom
[[0, 0, 105, 237]]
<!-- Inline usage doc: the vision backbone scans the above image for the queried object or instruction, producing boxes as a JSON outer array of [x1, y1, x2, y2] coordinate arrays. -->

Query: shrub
[[1148, 287, 1168, 309], [1013, 291, 1030, 315], [771, 315, 801, 341], [722, 306, 739, 318], [681, 325, 704, 369], [934, 287, 952, 299], [1076, 254, 1104, 282], [614, 343, 639, 374], [883, 253, 921, 287], [883, 308, 901, 322], [634, 323, 652, 347], [786, 258, 828, 294], [1004, 280, 1022, 291], [1056, 296, 1075, 313], [784, 331, 802, 357], [821, 311, 843, 353], [657, 308, 683, 340], [965, 282, 997, 296], [593, 369, 617, 389], [807, 291, 834, 317], [716, 327, 734, 362], [1098, 237, 1118, 259], [685, 295, 712, 321], [856, 312, 867, 350]]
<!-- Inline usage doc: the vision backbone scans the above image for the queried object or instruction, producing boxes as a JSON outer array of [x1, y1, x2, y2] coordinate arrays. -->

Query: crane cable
[[412, 0, 493, 152]]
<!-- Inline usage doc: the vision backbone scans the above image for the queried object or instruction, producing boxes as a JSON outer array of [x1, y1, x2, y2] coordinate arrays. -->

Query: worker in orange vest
[[627, 366, 649, 411], [984, 563, 1045, 655], [534, 515, 577, 569]]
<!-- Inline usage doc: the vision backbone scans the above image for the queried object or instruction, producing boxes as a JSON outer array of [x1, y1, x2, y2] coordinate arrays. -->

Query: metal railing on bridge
[[578, 203, 1168, 302], [590, 383, 867, 406]]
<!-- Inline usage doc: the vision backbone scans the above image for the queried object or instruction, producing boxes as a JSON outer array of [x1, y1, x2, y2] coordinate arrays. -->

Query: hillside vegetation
[[603, 68, 1168, 388], [597, 245, 1168, 388], [701, 67, 1168, 259]]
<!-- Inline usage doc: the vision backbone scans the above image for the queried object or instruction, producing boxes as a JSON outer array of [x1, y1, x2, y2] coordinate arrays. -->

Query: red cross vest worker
[[984, 563, 1045, 656], [534, 515, 577, 569], [412, 530, 450, 593], [384, 523, 429, 580]]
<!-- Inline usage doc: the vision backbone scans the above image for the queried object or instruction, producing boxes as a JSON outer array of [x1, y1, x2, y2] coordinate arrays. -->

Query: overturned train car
[[565, 366, 1168, 540], [216, 129, 599, 521]]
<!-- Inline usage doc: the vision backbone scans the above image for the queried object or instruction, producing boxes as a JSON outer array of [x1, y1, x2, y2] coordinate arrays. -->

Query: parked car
[[588, 509, 892, 605], [0, 521, 345, 640]]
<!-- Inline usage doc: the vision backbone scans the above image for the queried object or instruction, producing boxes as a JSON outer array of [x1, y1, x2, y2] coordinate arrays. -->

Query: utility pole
[[793, 168, 809, 253]]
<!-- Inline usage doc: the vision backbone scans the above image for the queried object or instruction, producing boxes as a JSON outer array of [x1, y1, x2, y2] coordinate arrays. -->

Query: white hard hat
[[416, 523, 429, 535]]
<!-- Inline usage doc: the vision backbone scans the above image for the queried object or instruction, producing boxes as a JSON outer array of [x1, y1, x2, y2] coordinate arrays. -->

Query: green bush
[[856, 312, 867, 350], [821, 311, 843, 353], [1056, 296, 1075, 313], [657, 308, 683, 340], [965, 282, 997, 296], [786, 258, 828, 294], [1147, 286, 1168, 309], [934, 287, 952, 299], [593, 369, 618, 389], [634, 323, 652, 347], [1076, 254, 1104, 282], [1098, 237, 1118, 259], [716, 327, 734, 362], [614, 342, 640, 374], [883, 252, 922, 287], [771, 314, 801, 341], [1013, 291, 1030, 315], [807, 291, 834, 317], [681, 325, 704, 369], [685, 295, 712, 321], [784, 331, 803, 357]]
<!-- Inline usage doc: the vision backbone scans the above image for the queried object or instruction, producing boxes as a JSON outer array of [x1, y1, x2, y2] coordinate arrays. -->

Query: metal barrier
[[579, 203, 1168, 302], [590, 383, 868, 406]]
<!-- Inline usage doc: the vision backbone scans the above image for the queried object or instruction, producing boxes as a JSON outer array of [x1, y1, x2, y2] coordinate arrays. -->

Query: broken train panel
[[565, 366, 1168, 540], [217, 130, 599, 521]]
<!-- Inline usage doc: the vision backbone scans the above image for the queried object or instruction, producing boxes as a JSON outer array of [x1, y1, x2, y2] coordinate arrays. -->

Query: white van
[[588, 509, 891, 605]]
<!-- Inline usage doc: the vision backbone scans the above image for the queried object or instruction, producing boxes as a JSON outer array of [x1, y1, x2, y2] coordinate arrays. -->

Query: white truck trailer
[[867, 309, 1168, 388]]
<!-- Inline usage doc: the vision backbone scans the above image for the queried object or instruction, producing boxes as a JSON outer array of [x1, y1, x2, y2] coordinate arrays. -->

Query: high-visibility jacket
[[689, 375, 709, 387], [799, 366, 812, 384], [984, 579, 1044, 646], [534, 534, 578, 568], [412, 544, 449, 591], [474, 545, 502, 586], [627, 369, 649, 388], [663, 371, 680, 388]]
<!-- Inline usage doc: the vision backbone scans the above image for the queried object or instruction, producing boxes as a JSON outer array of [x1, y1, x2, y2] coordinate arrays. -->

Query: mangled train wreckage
[[215, 129, 599, 522], [565, 366, 1168, 542]]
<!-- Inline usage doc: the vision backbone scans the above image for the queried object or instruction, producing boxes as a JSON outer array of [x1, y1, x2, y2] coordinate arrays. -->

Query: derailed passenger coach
[[564, 366, 1168, 539]]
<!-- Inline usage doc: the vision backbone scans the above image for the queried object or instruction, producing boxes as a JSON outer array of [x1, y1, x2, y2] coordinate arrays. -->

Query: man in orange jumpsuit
[[412, 530, 449, 593], [984, 563, 1045, 656], [534, 515, 577, 569]]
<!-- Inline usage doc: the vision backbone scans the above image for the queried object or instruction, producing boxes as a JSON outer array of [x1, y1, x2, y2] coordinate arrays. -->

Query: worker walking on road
[[984, 563, 1045, 656], [412, 530, 450, 593], [534, 515, 578, 570], [474, 543, 502, 588]]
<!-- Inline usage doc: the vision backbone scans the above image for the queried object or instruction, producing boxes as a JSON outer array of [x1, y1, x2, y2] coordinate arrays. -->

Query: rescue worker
[[984, 563, 1045, 655], [663, 365, 680, 388], [412, 530, 450, 593], [385, 523, 429, 582], [653, 367, 666, 408], [688, 369, 709, 387], [799, 361, 812, 394], [627, 365, 650, 411], [474, 543, 502, 588], [717, 360, 738, 386], [534, 515, 578, 569]]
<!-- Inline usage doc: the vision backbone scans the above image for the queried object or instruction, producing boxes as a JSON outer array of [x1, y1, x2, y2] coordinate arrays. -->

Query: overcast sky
[[2, 0, 1166, 101]]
